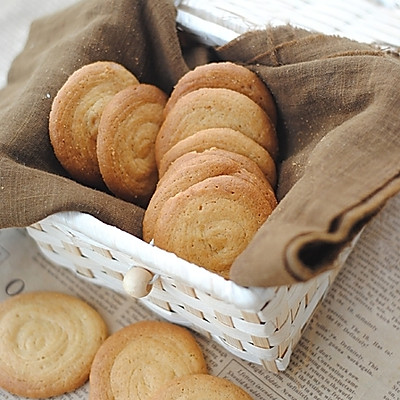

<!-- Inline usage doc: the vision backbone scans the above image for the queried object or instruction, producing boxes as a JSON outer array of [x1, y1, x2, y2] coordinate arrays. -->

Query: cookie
[[144, 150, 242, 242], [158, 127, 277, 187], [153, 174, 274, 277], [0, 291, 107, 398], [155, 88, 278, 166], [164, 61, 277, 126], [97, 83, 167, 206], [149, 374, 254, 400], [143, 149, 276, 242], [49, 61, 139, 188], [89, 320, 208, 400]]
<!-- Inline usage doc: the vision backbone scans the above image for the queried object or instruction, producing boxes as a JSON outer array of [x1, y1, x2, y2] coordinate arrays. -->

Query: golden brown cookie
[[153, 174, 274, 277], [158, 127, 277, 187], [97, 83, 167, 206], [143, 149, 277, 242], [164, 61, 277, 126], [144, 150, 241, 242], [155, 88, 278, 166], [49, 61, 139, 188], [0, 291, 107, 398], [89, 320, 208, 400], [150, 374, 254, 400]]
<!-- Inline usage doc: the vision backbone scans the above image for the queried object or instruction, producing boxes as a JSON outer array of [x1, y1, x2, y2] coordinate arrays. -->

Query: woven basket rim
[[40, 211, 283, 310]]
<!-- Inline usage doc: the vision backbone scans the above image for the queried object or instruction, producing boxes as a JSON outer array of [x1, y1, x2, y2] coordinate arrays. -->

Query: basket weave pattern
[[27, 214, 343, 372]]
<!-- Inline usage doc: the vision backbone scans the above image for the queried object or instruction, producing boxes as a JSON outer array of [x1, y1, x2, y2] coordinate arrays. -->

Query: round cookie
[[158, 127, 277, 187], [89, 320, 208, 400], [143, 149, 277, 242], [153, 174, 274, 277], [149, 374, 254, 400], [155, 87, 278, 166], [49, 61, 139, 188], [97, 83, 167, 206], [0, 291, 107, 398], [164, 61, 277, 126], [144, 150, 242, 242]]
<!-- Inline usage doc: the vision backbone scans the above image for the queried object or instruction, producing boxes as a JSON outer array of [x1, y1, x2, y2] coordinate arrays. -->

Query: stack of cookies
[[143, 62, 279, 278], [49, 60, 279, 279], [49, 61, 167, 207]]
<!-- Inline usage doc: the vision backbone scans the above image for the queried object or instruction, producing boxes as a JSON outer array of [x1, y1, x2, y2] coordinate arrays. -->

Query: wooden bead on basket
[[123, 267, 154, 298]]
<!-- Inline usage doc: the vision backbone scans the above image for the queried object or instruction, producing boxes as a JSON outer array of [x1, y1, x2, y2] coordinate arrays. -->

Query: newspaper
[[1, 0, 400, 399], [0, 192, 399, 399]]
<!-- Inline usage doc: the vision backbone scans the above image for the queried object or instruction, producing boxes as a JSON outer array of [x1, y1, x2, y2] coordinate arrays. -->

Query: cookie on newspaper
[[49, 61, 139, 188], [143, 149, 277, 242], [0, 291, 108, 398], [149, 374, 254, 400], [155, 87, 278, 166], [164, 61, 277, 126], [153, 174, 274, 277], [157, 127, 277, 187], [97, 83, 167, 206], [89, 320, 208, 400]]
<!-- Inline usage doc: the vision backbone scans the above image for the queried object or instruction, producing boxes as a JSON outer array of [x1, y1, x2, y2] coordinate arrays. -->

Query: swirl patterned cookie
[[0, 291, 107, 398], [153, 174, 274, 277], [49, 61, 139, 188], [164, 61, 277, 126], [97, 83, 167, 206], [143, 149, 277, 243], [89, 320, 208, 400], [155, 87, 278, 166], [158, 127, 277, 187], [149, 374, 254, 400]]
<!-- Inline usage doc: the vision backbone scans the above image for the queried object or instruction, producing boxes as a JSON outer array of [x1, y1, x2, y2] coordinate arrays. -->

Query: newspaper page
[[0, 193, 399, 400]]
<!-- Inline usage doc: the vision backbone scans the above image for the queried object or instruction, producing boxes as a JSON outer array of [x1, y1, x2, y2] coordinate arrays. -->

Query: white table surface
[[0, 0, 79, 89]]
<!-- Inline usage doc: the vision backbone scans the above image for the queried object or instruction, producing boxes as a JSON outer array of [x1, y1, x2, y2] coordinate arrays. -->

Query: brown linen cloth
[[0, 0, 399, 287]]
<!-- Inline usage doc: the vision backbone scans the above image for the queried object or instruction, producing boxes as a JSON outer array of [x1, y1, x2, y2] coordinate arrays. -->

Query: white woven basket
[[27, 0, 395, 373], [175, 0, 400, 49], [27, 212, 360, 373]]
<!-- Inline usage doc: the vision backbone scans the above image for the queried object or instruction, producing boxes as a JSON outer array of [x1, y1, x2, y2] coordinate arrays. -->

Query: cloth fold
[[217, 28, 400, 286], [0, 0, 399, 287]]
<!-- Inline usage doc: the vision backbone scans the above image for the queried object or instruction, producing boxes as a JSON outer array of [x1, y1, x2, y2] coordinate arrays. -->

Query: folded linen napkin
[[0, 0, 399, 287]]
